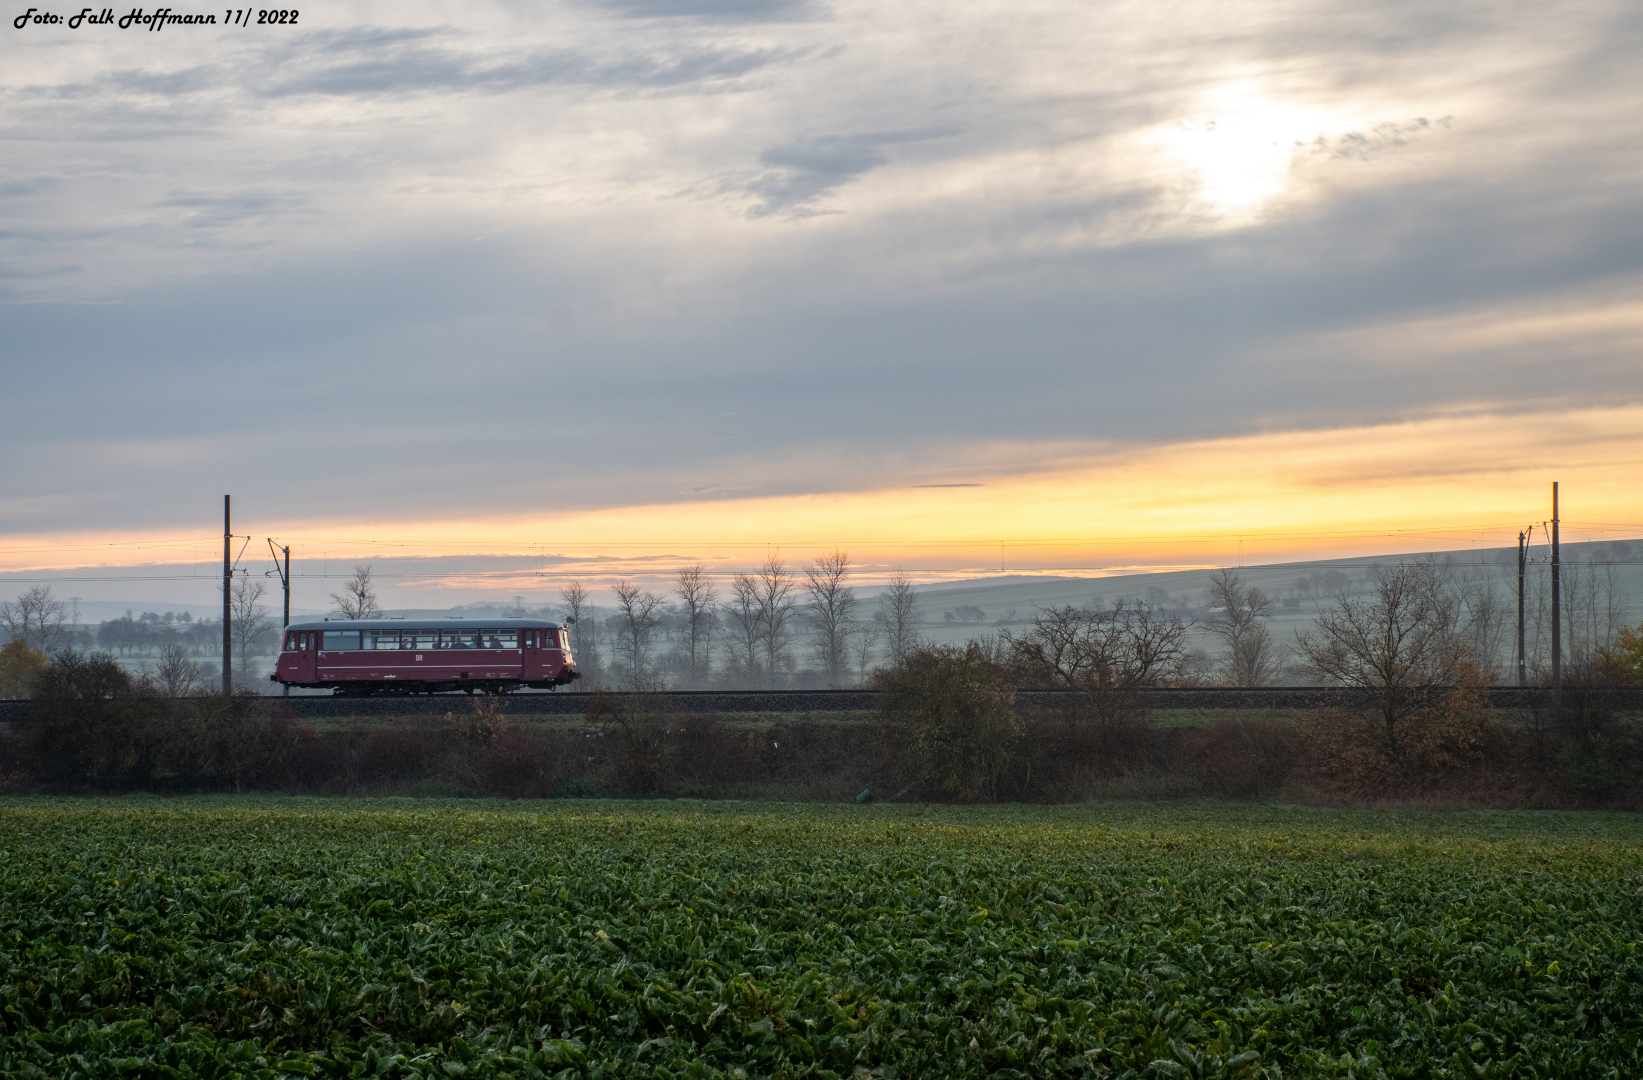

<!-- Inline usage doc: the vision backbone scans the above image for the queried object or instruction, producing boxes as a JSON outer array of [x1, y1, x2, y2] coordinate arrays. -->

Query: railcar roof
[[284, 617, 567, 631]]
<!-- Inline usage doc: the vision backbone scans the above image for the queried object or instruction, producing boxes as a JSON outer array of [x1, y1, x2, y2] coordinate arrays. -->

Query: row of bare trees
[[5, 548, 1630, 699], [0, 586, 71, 653], [1, 580, 281, 695], [1205, 555, 1631, 690], [538, 551, 1631, 695], [553, 554, 924, 689]]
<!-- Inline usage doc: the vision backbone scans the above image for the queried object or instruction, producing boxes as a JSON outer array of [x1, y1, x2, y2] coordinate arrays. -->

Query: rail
[[3, 685, 1637, 724]]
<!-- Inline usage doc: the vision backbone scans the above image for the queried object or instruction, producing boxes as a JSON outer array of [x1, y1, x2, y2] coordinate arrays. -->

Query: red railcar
[[271, 618, 578, 695]]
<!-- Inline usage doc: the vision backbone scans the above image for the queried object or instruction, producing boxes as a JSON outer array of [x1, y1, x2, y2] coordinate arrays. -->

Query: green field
[[3, 800, 1641, 1078]]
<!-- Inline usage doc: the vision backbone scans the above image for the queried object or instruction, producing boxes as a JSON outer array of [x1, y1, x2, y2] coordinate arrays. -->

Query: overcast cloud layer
[[3, 0, 1641, 539]]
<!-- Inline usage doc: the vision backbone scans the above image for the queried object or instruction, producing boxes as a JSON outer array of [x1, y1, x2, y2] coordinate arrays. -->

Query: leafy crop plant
[[1, 799, 1641, 1078]]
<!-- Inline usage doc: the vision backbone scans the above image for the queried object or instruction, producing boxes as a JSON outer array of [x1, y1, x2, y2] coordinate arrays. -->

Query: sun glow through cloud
[[1149, 84, 1343, 219]]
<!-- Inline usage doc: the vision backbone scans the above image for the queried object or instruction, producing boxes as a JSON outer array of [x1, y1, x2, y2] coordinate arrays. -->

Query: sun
[[1149, 83, 1335, 219]]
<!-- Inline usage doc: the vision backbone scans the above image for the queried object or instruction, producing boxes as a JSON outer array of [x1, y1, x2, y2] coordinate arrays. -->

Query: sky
[[3, 0, 1640, 607]]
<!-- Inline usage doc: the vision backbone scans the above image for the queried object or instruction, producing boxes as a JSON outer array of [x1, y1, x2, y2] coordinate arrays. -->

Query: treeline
[[89, 613, 235, 658], [1, 543, 1637, 698], [514, 546, 1639, 693], [554, 555, 918, 691], [1, 583, 281, 693]]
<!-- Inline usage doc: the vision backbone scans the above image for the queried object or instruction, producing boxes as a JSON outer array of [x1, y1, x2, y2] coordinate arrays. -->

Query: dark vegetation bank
[[2, 647, 1640, 809]]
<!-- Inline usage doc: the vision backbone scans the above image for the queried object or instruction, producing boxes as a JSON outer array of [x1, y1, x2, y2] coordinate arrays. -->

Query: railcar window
[[286, 632, 297, 651], [442, 630, 479, 649], [411, 629, 439, 650], [365, 630, 402, 650], [323, 630, 361, 651], [480, 629, 518, 649]]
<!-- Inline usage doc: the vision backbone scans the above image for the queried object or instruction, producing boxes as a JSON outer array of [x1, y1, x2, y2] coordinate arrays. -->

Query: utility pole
[[1516, 529, 1526, 687], [1550, 482, 1561, 697], [268, 539, 291, 697], [222, 495, 232, 694]]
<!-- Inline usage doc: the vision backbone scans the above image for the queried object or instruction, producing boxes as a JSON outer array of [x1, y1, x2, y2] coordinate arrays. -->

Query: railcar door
[[521, 628, 544, 680], [281, 630, 318, 683]]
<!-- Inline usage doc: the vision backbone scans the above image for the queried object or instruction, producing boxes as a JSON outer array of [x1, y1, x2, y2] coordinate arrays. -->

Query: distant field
[[2, 799, 1641, 1078]]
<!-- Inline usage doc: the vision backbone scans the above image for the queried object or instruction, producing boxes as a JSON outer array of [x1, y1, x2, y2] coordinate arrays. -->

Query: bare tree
[[559, 581, 590, 649], [155, 641, 201, 697], [674, 564, 718, 683], [879, 568, 920, 668], [1295, 561, 1473, 750], [850, 619, 881, 686], [1562, 560, 1631, 669], [560, 581, 590, 650], [1204, 568, 1279, 686], [1004, 599, 1191, 692], [725, 574, 764, 681], [754, 554, 799, 687], [229, 576, 274, 686], [1454, 570, 1511, 678], [330, 564, 381, 620], [806, 550, 857, 686], [558, 580, 605, 687], [1, 585, 69, 653], [613, 581, 664, 682]]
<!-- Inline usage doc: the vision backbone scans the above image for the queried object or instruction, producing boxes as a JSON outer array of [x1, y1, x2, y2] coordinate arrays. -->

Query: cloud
[[740, 128, 958, 216], [153, 192, 291, 228], [1310, 116, 1453, 161], [584, 0, 824, 22], [16, 30, 798, 103], [265, 42, 795, 97], [0, 176, 63, 198], [2, 0, 1641, 551]]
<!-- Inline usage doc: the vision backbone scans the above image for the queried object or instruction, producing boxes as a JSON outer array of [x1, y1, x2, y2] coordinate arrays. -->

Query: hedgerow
[[1, 800, 1641, 1078]]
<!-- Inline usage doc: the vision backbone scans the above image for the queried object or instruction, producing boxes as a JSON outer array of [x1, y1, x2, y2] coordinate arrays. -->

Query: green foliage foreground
[[2, 800, 1642, 1079]]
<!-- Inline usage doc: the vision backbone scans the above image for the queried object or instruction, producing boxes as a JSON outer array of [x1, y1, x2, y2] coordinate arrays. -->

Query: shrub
[[589, 691, 677, 795], [0, 639, 48, 698], [875, 643, 1020, 802], [447, 696, 508, 747], [286, 726, 341, 791], [356, 729, 439, 785], [1559, 733, 1611, 795], [1596, 623, 1643, 685], [1179, 720, 1300, 798], [23, 650, 298, 793], [481, 731, 558, 798], [1297, 676, 1500, 795], [22, 651, 167, 790], [1013, 706, 1163, 795], [186, 693, 299, 792], [1295, 708, 1397, 793], [664, 715, 755, 789]]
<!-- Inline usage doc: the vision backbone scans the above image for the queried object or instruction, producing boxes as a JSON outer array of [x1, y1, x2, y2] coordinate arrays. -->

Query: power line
[[6, 557, 1643, 586], [5, 520, 1640, 555]]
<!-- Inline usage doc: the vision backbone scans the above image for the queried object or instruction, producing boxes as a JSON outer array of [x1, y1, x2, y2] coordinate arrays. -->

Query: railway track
[[2, 685, 1631, 724]]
